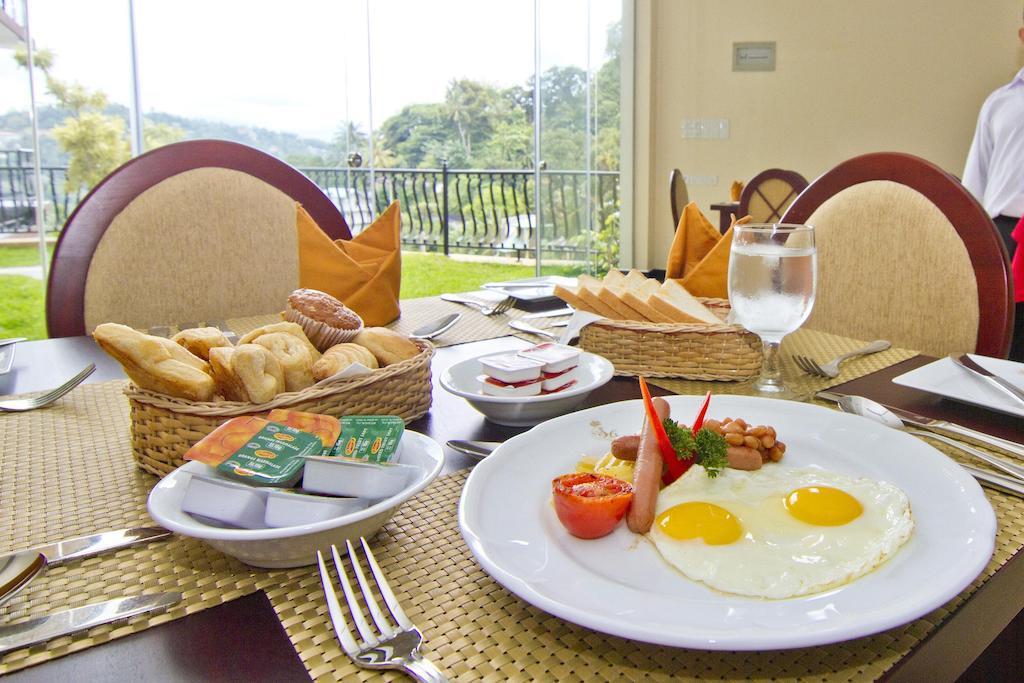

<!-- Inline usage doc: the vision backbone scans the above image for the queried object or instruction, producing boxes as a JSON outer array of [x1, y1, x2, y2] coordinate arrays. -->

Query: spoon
[[410, 313, 461, 340], [837, 395, 1024, 482], [0, 551, 46, 608], [446, 440, 500, 460]]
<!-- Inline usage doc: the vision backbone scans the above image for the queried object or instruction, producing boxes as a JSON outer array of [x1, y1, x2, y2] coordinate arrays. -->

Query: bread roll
[[94, 323, 216, 401], [172, 326, 233, 361], [252, 332, 315, 392], [286, 289, 362, 329], [312, 343, 379, 381], [352, 328, 420, 366], [209, 344, 286, 403], [238, 322, 321, 362]]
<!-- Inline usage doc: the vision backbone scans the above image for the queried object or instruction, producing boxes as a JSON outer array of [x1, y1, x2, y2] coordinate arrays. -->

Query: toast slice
[[620, 279, 675, 323], [596, 270, 648, 321], [650, 279, 721, 324], [574, 274, 624, 319], [552, 284, 593, 314]]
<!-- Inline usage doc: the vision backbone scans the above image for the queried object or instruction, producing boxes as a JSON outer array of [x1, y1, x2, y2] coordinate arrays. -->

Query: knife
[[816, 390, 1024, 460], [522, 308, 574, 320], [960, 463, 1024, 498], [446, 440, 500, 459], [950, 354, 1024, 407], [0, 592, 182, 655], [31, 527, 171, 566], [508, 320, 559, 339]]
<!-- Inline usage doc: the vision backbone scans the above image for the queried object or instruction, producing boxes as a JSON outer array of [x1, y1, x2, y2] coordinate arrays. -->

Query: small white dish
[[0, 343, 14, 375], [480, 276, 578, 302], [264, 489, 368, 528], [148, 431, 444, 568], [181, 472, 269, 529], [892, 354, 1024, 418], [441, 349, 614, 426], [302, 456, 417, 499]]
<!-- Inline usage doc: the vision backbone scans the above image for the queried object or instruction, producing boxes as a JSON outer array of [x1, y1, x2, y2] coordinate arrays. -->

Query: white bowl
[[440, 349, 614, 426], [147, 431, 444, 568]]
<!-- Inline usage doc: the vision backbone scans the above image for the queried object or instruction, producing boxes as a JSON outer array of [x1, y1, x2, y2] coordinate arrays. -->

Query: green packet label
[[329, 415, 405, 463], [218, 423, 323, 487]]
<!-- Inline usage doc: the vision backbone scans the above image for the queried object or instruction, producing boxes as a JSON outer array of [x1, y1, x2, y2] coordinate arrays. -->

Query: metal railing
[[0, 162, 619, 262]]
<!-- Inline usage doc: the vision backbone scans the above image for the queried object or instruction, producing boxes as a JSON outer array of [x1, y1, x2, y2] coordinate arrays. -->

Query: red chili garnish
[[692, 390, 712, 432], [638, 377, 686, 485]]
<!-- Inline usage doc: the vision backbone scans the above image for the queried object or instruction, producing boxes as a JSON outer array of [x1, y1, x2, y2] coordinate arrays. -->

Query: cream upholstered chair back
[[780, 153, 1013, 358], [47, 140, 350, 337], [738, 168, 808, 223]]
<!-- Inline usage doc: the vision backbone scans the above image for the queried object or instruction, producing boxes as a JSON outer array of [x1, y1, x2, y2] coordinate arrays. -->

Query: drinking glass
[[727, 223, 817, 398]]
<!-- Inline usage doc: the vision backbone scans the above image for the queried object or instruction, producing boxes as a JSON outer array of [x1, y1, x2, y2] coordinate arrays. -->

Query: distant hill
[[0, 104, 337, 167]]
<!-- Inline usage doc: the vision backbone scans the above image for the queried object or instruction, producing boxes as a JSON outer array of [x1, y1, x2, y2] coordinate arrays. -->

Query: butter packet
[[329, 415, 405, 463], [185, 416, 323, 487]]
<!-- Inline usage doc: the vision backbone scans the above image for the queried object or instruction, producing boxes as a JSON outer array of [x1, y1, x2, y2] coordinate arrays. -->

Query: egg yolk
[[655, 502, 743, 545], [785, 486, 863, 526]]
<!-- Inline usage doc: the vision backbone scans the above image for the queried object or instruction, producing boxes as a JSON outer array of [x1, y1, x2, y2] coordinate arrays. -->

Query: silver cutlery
[[0, 592, 181, 655], [522, 307, 573, 320], [445, 440, 500, 460], [960, 463, 1024, 498], [836, 395, 1024, 482], [440, 294, 514, 316], [508, 320, 558, 339], [950, 354, 1024, 407], [318, 538, 448, 683], [0, 527, 171, 607], [0, 363, 96, 412], [817, 390, 1024, 460], [0, 338, 26, 348], [207, 319, 240, 344], [793, 340, 891, 379], [410, 313, 461, 340]]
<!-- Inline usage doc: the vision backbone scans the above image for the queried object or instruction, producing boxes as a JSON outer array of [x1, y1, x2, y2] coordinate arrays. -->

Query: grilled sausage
[[726, 445, 763, 471], [626, 397, 671, 533], [610, 434, 640, 460]]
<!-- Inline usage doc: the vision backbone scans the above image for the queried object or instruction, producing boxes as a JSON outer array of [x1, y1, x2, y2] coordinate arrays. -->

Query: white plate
[[440, 348, 614, 426], [481, 276, 578, 302], [892, 354, 1024, 418], [458, 395, 995, 650], [0, 344, 14, 375], [148, 431, 444, 568]]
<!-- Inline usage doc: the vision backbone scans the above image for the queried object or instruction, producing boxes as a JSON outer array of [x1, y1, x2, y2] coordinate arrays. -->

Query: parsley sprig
[[662, 418, 729, 478]]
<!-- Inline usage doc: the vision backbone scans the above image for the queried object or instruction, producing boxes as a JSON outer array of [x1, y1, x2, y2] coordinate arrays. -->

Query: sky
[[0, 0, 622, 142]]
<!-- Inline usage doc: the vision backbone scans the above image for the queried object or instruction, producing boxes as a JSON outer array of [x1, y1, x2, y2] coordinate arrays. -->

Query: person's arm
[[962, 97, 994, 202]]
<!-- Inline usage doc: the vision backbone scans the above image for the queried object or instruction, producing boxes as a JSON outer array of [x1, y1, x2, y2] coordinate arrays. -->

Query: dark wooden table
[[3, 337, 1021, 681], [709, 201, 740, 233]]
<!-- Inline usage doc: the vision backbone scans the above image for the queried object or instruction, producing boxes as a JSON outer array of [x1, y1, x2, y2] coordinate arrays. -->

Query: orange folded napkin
[[295, 200, 402, 326], [666, 204, 750, 300], [730, 180, 745, 202]]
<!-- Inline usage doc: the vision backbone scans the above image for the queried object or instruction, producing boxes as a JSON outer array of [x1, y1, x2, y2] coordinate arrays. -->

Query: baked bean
[[743, 435, 760, 449], [702, 415, 786, 468], [760, 434, 775, 449], [751, 425, 767, 437], [724, 433, 744, 446], [723, 421, 744, 434]]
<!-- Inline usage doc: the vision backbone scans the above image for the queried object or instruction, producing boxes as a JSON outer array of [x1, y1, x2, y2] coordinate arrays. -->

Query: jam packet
[[184, 416, 322, 487], [329, 415, 405, 463], [265, 409, 341, 454]]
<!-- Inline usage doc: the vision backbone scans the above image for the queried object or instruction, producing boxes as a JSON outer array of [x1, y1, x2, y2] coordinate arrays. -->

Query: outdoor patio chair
[[46, 139, 351, 338], [737, 168, 808, 224], [780, 151, 1012, 358]]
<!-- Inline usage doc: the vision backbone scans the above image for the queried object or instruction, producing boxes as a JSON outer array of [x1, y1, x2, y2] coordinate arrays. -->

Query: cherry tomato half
[[552, 472, 634, 539]]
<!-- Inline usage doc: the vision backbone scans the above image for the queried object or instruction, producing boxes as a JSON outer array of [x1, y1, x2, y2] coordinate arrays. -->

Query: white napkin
[[558, 311, 604, 345]]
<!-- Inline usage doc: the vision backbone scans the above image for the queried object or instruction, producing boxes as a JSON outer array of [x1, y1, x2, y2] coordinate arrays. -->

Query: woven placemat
[[2, 373, 1022, 679], [647, 328, 918, 397]]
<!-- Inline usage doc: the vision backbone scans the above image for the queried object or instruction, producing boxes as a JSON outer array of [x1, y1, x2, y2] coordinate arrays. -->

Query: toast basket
[[123, 340, 434, 478], [577, 299, 762, 380]]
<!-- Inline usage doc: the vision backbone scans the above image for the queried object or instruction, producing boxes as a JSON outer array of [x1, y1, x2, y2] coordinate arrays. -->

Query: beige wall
[[634, 0, 1024, 268]]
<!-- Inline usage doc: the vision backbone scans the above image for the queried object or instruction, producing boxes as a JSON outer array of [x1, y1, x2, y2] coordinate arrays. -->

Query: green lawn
[[0, 249, 580, 340]]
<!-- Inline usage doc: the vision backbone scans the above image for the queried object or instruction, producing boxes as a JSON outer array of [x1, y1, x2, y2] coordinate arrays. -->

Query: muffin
[[284, 288, 363, 351]]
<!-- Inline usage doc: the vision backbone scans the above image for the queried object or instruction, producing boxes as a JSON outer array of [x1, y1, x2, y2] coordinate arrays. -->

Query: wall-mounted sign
[[733, 42, 776, 71]]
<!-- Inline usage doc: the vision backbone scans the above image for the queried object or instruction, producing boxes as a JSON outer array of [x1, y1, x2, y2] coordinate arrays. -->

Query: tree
[[14, 46, 130, 191]]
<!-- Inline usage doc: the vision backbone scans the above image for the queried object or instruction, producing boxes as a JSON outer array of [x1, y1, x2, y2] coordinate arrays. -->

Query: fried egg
[[648, 465, 913, 598]]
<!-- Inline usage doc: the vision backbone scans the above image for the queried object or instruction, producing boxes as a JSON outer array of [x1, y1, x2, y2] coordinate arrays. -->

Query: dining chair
[[737, 168, 808, 224], [669, 168, 689, 229], [780, 152, 1013, 358], [46, 139, 351, 338]]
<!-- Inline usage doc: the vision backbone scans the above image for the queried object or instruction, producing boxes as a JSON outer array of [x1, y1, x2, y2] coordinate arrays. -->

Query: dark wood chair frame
[[738, 168, 809, 223], [781, 151, 1013, 358], [46, 139, 351, 338], [669, 168, 689, 229]]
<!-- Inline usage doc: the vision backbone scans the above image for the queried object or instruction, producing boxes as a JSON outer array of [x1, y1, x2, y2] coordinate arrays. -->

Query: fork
[[318, 538, 449, 683], [793, 340, 891, 379], [440, 293, 515, 316], [0, 364, 96, 412]]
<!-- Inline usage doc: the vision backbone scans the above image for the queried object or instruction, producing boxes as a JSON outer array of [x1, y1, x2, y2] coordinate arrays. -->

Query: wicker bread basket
[[124, 340, 434, 478], [578, 299, 762, 380]]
